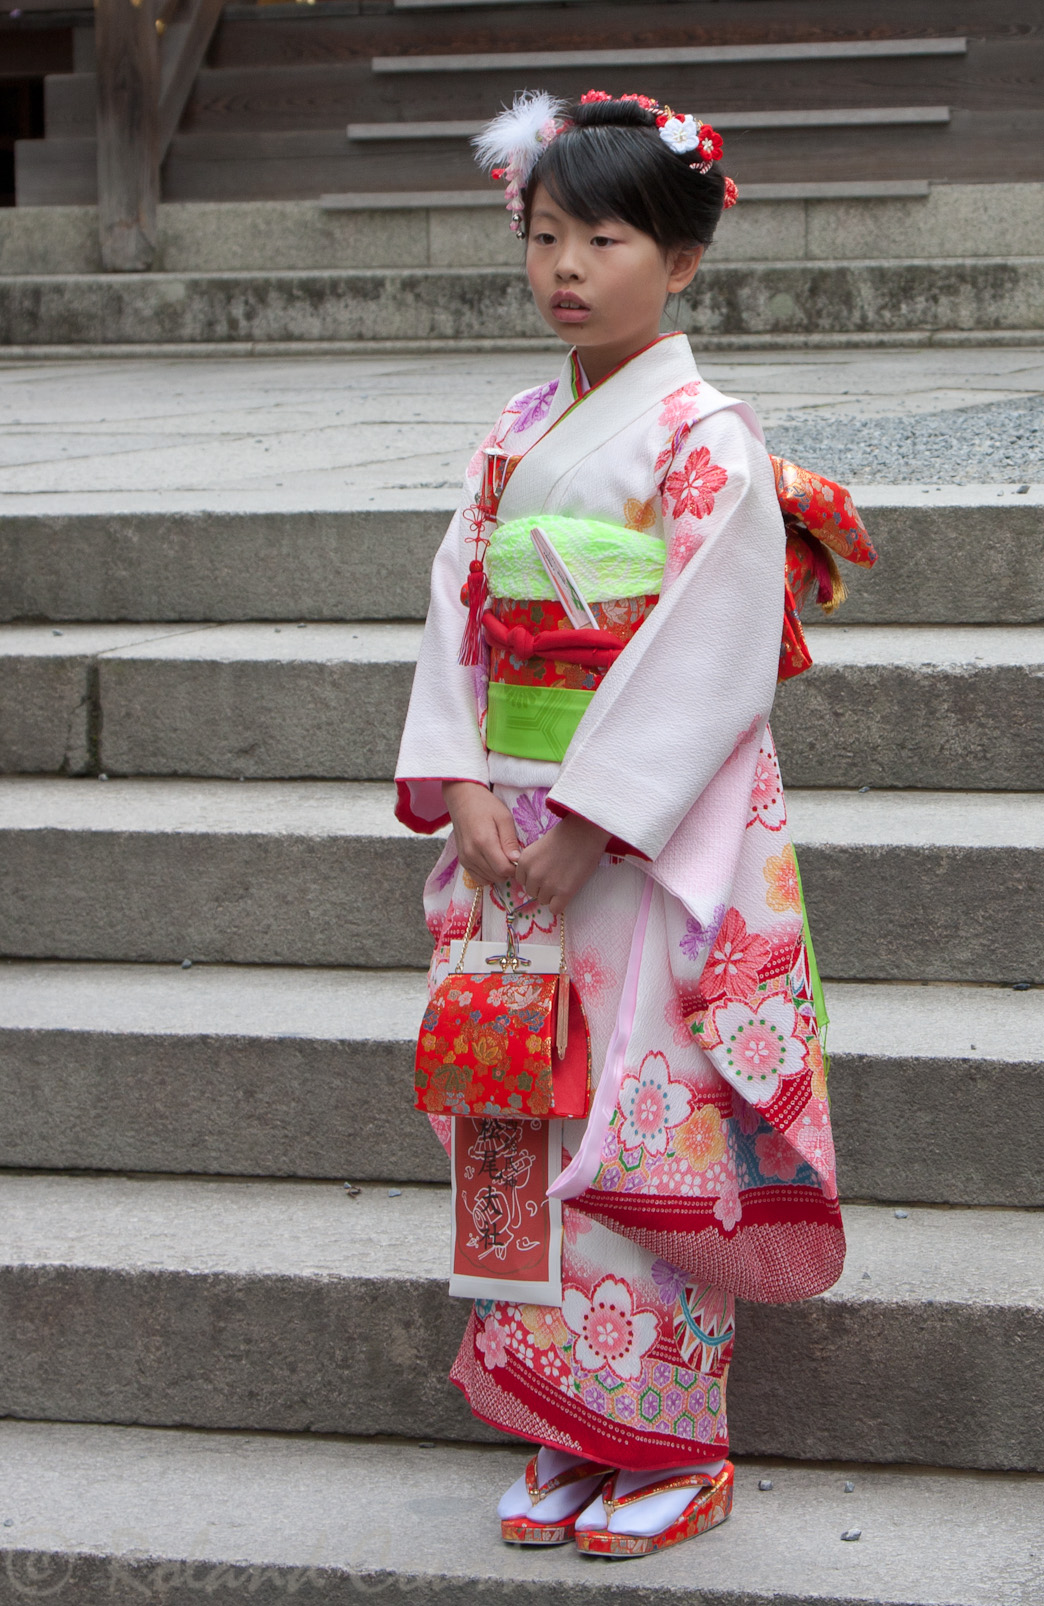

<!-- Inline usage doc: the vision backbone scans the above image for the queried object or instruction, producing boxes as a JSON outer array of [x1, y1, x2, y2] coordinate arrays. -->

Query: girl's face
[[525, 181, 702, 385]]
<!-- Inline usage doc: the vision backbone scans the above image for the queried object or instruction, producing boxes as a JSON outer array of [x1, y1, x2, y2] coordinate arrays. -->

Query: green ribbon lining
[[792, 845, 830, 1086]]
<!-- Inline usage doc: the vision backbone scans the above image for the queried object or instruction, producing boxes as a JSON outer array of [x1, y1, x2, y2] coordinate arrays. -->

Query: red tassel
[[807, 539, 847, 613], [458, 558, 488, 666]]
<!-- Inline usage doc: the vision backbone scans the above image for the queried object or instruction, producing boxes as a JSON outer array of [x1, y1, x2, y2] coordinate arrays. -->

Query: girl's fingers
[[494, 812, 523, 866]]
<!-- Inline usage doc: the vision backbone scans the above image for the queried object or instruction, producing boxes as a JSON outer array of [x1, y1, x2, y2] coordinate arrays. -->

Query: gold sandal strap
[[524, 1453, 613, 1508], [601, 1466, 718, 1519]]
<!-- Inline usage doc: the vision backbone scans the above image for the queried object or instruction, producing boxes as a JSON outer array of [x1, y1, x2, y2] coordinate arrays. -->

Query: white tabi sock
[[498, 1447, 609, 1524], [575, 1457, 727, 1537]]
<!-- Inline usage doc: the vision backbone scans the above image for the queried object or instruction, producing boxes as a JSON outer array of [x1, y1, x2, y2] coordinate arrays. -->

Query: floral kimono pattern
[[396, 333, 846, 1472]]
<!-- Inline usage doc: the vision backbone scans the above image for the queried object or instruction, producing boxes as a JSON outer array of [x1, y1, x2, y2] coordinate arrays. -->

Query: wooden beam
[[157, 0, 226, 159], [95, 0, 160, 271]]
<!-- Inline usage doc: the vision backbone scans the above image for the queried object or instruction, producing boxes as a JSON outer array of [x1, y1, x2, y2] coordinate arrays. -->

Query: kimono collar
[[497, 333, 698, 522]]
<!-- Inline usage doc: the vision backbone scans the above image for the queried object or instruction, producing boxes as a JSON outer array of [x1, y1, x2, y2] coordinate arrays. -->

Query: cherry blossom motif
[[654, 423, 692, 483], [618, 1051, 693, 1157], [664, 446, 728, 520], [475, 1316, 510, 1370], [755, 1129, 801, 1182], [795, 1109, 837, 1191], [713, 1184, 742, 1231], [561, 1276, 659, 1380], [510, 380, 558, 434], [520, 1304, 571, 1351], [664, 990, 699, 1048], [571, 945, 612, 1005], [674, 1104, 727, 1173], [700, 908, 772, 1006], [537, 1345, 570, 1389], [655, 1155, 699, 1196], [712, 994, 809, 1106], [763, 845, 801, 914], [747, 745, 786, 831], [663, 518, 705, 585], [658, 381, 703, 430]]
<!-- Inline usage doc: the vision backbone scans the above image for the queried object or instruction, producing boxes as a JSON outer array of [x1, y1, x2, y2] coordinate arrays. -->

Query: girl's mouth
[[550, 291, 592, 323]]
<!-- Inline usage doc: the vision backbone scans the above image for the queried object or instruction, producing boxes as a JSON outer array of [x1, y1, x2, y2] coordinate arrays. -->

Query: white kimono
[[396, 332, 843, 1472]]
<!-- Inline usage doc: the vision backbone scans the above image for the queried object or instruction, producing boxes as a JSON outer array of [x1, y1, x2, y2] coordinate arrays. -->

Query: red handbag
[[414, 891, 591, 1120]]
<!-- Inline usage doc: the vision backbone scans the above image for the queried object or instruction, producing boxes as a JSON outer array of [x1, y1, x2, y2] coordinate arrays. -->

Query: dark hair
[[522, 96, 725, 250]]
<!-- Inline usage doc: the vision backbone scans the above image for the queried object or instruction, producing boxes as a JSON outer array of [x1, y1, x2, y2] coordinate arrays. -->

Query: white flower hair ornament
[[472, 91, 567, 237]]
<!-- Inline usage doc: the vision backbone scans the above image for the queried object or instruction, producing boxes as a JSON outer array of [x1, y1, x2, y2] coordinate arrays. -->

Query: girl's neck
[[572, 331, 675, 391]]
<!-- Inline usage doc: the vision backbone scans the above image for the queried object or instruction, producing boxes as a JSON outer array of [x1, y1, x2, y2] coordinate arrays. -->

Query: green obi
[[485, 514, 665, 762]]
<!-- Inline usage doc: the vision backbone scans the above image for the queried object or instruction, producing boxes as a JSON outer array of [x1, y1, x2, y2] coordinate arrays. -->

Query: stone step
[[1, 489, 1040, 627], [345, 107, 955, 139], [1, 621, 1041, 791], [1, 259, 1043, 348], [0, 1424, 1038, 1606], [0, 962, 1040, 1208], [0, 1173, 1039, 1468], [5, 185, 1043, 276], [0, 778, 1041, 980]]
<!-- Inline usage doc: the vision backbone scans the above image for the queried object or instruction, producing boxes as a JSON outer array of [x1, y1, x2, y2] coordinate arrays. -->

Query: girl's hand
[[515, 813, 611, 917], [442, 780, 522, 885]]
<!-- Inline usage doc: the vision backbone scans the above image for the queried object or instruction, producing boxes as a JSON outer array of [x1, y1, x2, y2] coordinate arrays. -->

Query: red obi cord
[[481, 610, 624, 669]]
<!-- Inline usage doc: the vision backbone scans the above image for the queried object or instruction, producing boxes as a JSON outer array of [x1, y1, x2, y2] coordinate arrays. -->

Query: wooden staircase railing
[[95, 0, 224, 270]]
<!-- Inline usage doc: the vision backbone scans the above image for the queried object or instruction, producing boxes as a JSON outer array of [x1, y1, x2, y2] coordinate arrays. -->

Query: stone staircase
[[0, 390, 1042, 1600], [4, 0, 1044, 348]]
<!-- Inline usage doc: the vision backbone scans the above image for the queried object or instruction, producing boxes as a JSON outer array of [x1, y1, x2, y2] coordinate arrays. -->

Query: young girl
[[396, 91, 874, 1559]]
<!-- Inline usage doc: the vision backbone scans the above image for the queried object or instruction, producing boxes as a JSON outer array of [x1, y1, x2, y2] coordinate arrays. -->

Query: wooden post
[[96, 0, 160, 272]]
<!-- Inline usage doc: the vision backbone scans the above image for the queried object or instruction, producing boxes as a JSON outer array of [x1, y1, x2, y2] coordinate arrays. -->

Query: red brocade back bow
[[482, 610, 625, 669], [771, 456, 877, 683]]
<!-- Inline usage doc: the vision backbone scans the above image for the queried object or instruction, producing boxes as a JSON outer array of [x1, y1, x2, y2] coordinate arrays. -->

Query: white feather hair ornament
[[472, 91, 567, 236]]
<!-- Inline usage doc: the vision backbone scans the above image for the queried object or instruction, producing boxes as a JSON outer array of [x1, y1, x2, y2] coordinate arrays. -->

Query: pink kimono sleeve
[[546, 408, 784, 860], [394, 455, 494, 835]]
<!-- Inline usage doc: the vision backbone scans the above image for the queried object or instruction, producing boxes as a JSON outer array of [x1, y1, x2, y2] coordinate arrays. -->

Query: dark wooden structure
[[5, 0, 1044, 262]]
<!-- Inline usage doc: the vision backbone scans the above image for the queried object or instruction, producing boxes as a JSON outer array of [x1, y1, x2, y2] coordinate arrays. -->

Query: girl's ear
[[666, 245, 704, 295]]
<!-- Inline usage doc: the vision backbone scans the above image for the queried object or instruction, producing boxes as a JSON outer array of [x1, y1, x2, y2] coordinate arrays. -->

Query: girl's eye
[[533, 232, 556, 245], [591, 235, 616, 248]]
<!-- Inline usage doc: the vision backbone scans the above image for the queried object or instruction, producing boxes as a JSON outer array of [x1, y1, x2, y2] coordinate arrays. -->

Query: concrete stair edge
[[1, 620, 1042, 790], [1, 1176, 1041, 1469], [1, 1420, 1040, 1606], [2, 259, 1044, 345], [0, 778, 1041, 978], [1, 962, 1042, 1206], [1, 494, 1041, 627]]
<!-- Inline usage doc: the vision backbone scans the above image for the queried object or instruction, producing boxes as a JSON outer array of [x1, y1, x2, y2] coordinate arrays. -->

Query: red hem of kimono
[[569, 1186, 845, 1304], [450, 1311, 729, 1473]]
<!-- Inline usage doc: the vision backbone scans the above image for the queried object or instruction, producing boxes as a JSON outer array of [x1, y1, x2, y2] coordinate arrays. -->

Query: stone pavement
[[0, 345, 1041, 510]]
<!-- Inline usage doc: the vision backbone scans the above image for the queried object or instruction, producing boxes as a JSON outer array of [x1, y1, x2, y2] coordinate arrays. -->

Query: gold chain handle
[[454, 887, 571, 1058]]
